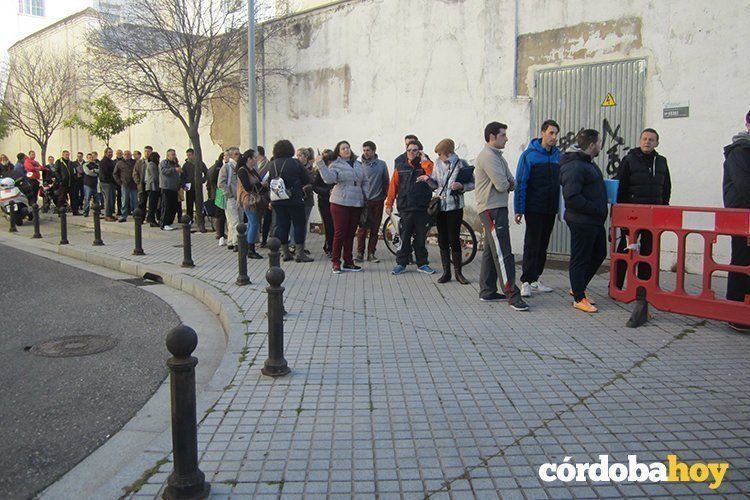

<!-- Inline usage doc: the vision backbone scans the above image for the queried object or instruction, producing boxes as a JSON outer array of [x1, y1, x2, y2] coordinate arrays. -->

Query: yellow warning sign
[[601, 92, 617, 107]]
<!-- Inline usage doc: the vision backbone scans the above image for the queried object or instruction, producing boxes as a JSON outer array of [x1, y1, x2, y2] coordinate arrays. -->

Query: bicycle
[[381, 212, 478, 265]]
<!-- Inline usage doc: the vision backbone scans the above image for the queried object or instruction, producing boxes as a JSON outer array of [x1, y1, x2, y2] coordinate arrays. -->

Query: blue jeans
[[120, 187, 138, 219], [83, 185, 100, 215], [243, 208, 260, 245]]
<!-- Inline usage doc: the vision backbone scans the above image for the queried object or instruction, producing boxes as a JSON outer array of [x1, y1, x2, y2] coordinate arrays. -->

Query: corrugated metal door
[[533, 59, 646, 255]]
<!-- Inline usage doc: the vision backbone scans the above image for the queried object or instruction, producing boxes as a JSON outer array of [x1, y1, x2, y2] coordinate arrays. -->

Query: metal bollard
[[59, 206, 69, 245], [236, 223, 250, 286], [133, 207, 145, 256], [163, 325, 210, 500], [92, 200, 105, 246], [267, 236, 281, 268], [262, 265, 291, 377], [32, 203, 41, 238], [266, 238, 287, 316], [8, 201, 18, 232], [181, 215, 194, 268]]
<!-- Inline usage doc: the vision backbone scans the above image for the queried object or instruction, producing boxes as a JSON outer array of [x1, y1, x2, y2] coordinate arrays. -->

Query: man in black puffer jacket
[[614, 128, 672, 287], [722, 110, 750, 333], [560, 129, 608, 313]]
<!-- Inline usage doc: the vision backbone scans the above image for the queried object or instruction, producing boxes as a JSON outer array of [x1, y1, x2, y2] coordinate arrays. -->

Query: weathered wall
[[252, 0, 748, 266]]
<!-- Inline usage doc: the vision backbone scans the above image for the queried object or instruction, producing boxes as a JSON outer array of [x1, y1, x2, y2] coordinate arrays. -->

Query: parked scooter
[[0, 176, 34, 226]]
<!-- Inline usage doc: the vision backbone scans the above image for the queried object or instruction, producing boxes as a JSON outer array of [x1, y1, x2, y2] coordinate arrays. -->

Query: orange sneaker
[[569, 289, 596, 305], [574, 298, 598, 313]]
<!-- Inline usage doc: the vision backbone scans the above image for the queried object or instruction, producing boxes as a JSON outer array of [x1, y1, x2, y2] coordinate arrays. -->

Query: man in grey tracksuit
[[356, 141, 389, 262], [475, 122, 529, 311]]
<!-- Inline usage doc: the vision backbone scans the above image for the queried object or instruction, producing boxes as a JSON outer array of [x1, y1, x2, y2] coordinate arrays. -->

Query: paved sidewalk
[[2, 214, 749, 499]]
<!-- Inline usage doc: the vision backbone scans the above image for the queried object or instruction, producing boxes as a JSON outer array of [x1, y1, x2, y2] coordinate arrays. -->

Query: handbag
[[427, 161, 459, 216], [269, 160, 290, 201], [214, 186, 226, 209]]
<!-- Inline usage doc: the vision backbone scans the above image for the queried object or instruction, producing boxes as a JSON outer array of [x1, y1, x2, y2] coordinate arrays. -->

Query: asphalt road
[[0, 243, 179, 499]]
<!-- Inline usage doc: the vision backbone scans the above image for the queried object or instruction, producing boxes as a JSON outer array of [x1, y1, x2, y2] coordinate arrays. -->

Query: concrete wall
[[254, 0, 748, 266]]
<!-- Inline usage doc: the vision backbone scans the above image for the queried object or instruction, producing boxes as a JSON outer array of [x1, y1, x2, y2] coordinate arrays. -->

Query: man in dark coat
[[614, 128, 672, 287], [54, 150, 79, 215], [560, 129, 607, 314], [723, 110, 750, 333], [181, 148, 208, 223]]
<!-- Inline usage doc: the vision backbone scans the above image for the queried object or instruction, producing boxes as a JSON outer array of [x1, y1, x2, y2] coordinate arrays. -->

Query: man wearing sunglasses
[[386, 140, 436, 275]]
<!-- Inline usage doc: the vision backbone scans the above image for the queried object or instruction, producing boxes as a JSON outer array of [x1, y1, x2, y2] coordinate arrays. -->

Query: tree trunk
[[188, 129, 207, 233], [40, 141, 48, 170]]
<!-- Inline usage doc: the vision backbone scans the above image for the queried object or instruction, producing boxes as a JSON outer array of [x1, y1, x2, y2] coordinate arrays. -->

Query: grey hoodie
[[361, 155, 389, 201]]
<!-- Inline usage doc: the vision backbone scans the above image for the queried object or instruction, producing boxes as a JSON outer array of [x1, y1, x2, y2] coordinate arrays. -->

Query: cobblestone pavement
[[3, 214, 748, 499]]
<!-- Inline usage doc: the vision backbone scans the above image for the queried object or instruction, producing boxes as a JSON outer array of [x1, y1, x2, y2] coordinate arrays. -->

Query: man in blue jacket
[[514, 119, 561, 297], [560, 129, 608, 313]]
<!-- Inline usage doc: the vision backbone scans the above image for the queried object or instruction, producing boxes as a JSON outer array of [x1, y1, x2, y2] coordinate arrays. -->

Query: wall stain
[[517, 17, 643, 95], [287, 64, 351, 119]]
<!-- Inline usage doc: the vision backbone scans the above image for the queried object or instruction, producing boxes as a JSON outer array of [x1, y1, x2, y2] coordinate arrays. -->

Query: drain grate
[[27, 335, 118, 358]]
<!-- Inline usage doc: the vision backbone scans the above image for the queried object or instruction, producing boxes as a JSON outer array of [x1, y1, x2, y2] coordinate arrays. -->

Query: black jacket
[[267, 157, 310, 207], [54, 158, 76, 188], [99, 156, 116, 183], [395, 156, 432, 212], [181, 160, 208, 190], [313, 169, 333, 200], [615, 148, 671, 205], [723, 132, 750, 209], [560, 149, 608, 225]]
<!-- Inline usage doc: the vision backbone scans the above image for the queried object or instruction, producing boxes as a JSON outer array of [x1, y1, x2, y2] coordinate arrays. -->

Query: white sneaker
[[219, 236, 226, 246], [162, 225, 176, 231], [521, 282, 532, 297], [531, 280, 553, 293]]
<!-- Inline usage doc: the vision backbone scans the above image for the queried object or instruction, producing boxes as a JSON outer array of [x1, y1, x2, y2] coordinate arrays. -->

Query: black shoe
[[729, 322, 750, 333], [480, 292, 506, 302], [452, 250, 469, 284], [342, 263, 362, 272]]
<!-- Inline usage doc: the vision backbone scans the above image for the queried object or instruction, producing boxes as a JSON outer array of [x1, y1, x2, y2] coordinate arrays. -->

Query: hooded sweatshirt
[[514, 138, 561, 214], [723, 131, 750, 209]]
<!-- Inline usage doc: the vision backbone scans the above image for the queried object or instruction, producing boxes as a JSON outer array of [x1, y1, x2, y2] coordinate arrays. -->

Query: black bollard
[[8, 201, 18, 232], [626, 287, 649, 328], [59, 206, 69, 245], [266, 237, 287, 316], [92, 200, 104, 246], [32, 203, 41, 238], [181, 215, 194, 268], [133, 207, 145, 256], [267, 236, 281, 268], [236, 223, 250, 286], [262, 266, 291, 377], [163, 325, 210, 500]]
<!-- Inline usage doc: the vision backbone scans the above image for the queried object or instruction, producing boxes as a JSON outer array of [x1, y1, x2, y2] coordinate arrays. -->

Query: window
[[18, 0, 45, 17]]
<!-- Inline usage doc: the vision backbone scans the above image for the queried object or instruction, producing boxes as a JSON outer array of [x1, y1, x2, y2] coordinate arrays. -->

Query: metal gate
[[533, 59, 646, 255]]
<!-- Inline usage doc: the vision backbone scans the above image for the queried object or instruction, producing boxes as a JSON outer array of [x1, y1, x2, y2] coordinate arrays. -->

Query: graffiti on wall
[[558, 118, 631, 177]]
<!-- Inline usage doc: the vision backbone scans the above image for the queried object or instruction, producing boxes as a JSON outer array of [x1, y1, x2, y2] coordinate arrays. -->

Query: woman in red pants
[[317, 141, 368, 274]]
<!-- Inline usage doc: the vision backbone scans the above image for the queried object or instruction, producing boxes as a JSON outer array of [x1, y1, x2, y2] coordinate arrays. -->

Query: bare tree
[[87, 0, 289, 232], [4, 47, 75, 163]]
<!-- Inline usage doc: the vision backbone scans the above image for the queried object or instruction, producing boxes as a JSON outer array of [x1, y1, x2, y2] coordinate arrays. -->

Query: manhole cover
[[28, 335, 118, 358]]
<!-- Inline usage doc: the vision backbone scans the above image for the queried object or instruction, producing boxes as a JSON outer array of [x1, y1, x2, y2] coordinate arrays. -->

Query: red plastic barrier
[[610, 204, 750, 324]]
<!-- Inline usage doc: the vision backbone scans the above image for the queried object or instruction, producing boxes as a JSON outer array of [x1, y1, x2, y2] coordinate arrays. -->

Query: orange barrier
[[609, 204, 750, 325]]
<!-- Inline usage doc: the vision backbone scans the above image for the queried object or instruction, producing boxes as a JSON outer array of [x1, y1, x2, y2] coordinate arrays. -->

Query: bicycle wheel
[[382, 217, 400, 256], [458, 220, 478, 265]]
